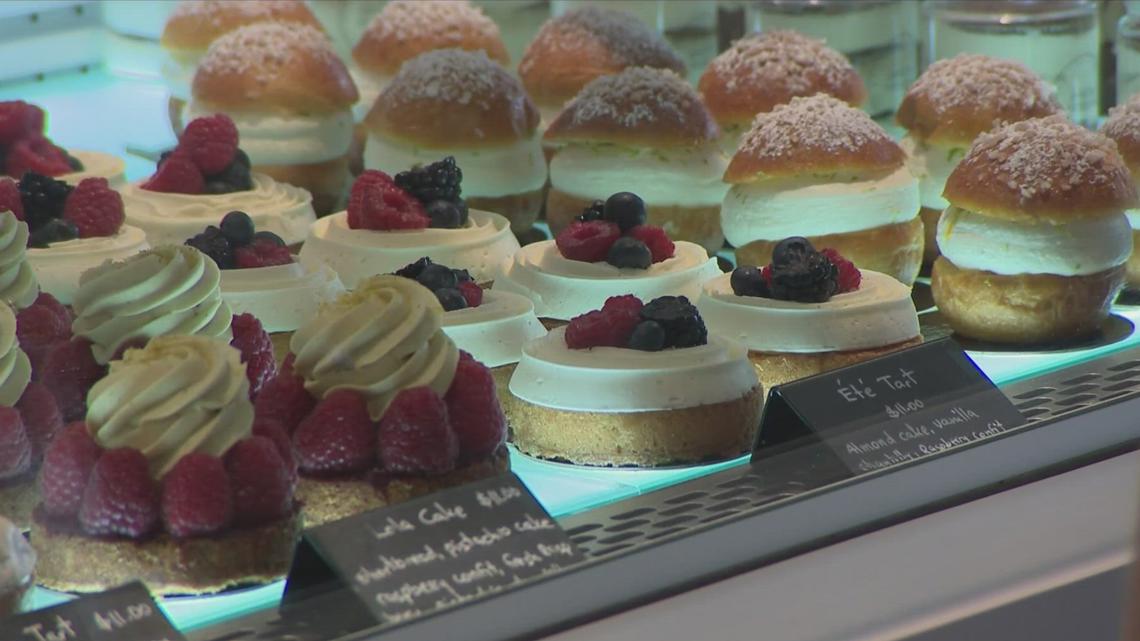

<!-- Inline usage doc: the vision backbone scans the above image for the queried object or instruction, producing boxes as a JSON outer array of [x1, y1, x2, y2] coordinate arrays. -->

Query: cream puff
[[1101, 94, 1140, 291], [723, 94, 923, 286], [188, 22, 358, 216], [932, 115, 1135, 344], [897, 54, 1061, 265]]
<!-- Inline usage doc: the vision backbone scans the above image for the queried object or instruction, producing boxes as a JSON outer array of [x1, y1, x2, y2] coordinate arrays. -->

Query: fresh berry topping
[[225, 436, 293, 526], [162, 453, 233, 538], [62, 177, 124, 238], [639, 296, 707, 349], [79, 448, 161, 539], [555, 220, 621, 263], [0, 179, 24, 221], [293, 390, 376, 474], [770, 237, 837, 303], [185, 225, 234, 269], [253, 229, 285, 246], [603, 294, 646, 318], [180, 114, 239, 175], [565, 295, 645, 349], [730, 266, 770, 298], [394, 156, 463, 203], [16, 301, 70, 353], [425, 200, 465, 229], [627, 320, 666, 351], [0, 101, 44, 146], [230, 313, 276, 397], [39, 422, 101, 517], [457, 280, 483, 308], [772, 236, 813, 265], [576, 200, 605, 223], [626, 225, 675, 263], [40, 338, 106, 422], [254, 370, 316, 434], [6, 135, 72, 178], [445, 355, 505, 462], [220, 210, 255, 246], [820, 248, 861, 294], [347, 170, 429, 231], [33, 291, 71, 325], [394, 256, 432, 279], [0, 407, 30, 480], [18, 172, 71, 230], [141, 151, 204, 194], [17, 381, 63, 457], [251, 416, 298, 486], [416, 263, 458, 291], [606, 236, 652, 269], [27, 218, 78, 248], [435, 288, 467, 311], [235, 238, 292, 269], [603, 192, 648, 231], [65, 152, 83, 172], [204, 150, 253, 194], [377, 386, 458, 475]]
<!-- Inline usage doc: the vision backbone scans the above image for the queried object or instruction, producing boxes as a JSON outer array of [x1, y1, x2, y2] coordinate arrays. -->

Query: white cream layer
[[62, 151, 128, 188], [121, 173, 316, 246], [550, 144, 729, 207], [492, 240, 721, 321], [299, 209, 520, 288], [937, 207, 1133, 277], [184, 104, 355, 165], [441, 289, 547, 368], [364, 133, 548, 199], [510, 327, 759, 412], [27, 225, 150, 305], [220, 261, 345, 333], [698, 271, 920, 354], [901, 136, 966, 211], [720, 165, 921, 247], [349, 66, 391, 122]]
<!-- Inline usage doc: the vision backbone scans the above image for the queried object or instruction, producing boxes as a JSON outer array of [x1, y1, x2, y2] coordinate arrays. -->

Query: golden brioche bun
[[543, 67, 718, 148], [365, 49, 538, 148], [699, 31, 865, 129], [192, 22, 357, 115], [161, 0, 320, 52], [352, 0, 509, 77], [943, 115, 1138, 223], [724, 94, 905, 183], [897, 54, 1061, 147], [1102, 95, 1140, 178], [519, 6, 685, 112]]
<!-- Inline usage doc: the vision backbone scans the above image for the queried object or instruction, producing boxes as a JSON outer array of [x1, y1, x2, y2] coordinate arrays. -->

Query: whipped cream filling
[[184, 104, 355, 165], [62, 151, 128, 188], [510, 327, 759, 412], [937, 207, 1133, 277], [220, 261, 345, 333], [698, 272, 920, 354], [299, 209, 520, 288], [160, 49, 198, 102], [122, 172, 316, 246], [441, 290, 547, 368], [901, 136, 965, 211], [0, 515, 34, 592], [550, 144, 729, 207], [28, 225, 150, 305], [364, 133, 548, 198], [0, 305, 30, 407], [493, 240, 721, 321], [0, 213, 39, 310], [349, 66, 391, 122], [720, 165, 921, 247]]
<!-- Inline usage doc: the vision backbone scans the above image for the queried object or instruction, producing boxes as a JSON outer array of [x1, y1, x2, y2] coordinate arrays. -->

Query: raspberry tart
[[122, 113, 316, 248], [299, 159, 520, 288], [699, 238, 922, 388], [509, 295, 762, 467], [262, 275, 509, 526], [0, 100, 126, 187], [32, 335, 300, 595], [494, 192, 720, 326], [0, 513, 34, 615]]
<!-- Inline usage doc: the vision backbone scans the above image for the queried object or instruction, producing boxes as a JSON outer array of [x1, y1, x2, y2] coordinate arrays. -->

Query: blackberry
[[603, 192, 647, 231], [452, 268, 473, 283], [769, 250, 837, 303], [627, 320, 666, 351], [425, 200, 464, 229], [576, 200, 605, 223], [417, 263, 458, 292], [730, 266, 769, 298], [185, 226, 235, 270], [435, 288, 468, 312], [394, 257, 432, 280], [606, 237, 651, 269], [394, 156, 462, 203], [639, 296, 707, 348], [28, 218, 78, 248], [18, 172, 72, 232]]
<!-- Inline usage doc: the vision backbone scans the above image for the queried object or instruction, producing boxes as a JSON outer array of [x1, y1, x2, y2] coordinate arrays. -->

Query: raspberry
[[79, 448, 160, 539], [16, 303, 70, 374], [230, 313, 276, 397], [16, 381, 63, 457], [253, 371, 315, 434], [445, 356, 505, 462], [0, 101, 43, 145], [235, 238, 293, 269], [347, 171, 428, 231], [32, 291, 71, 326], [0, 179, 24, 221], [251, 416, 297, 486], [180, 114, 239, 175], [626, 225, 675, 263], [293, 390, 376, 474], [62, 177, 124, 238], [40, 338, 107, 421], [377, 386, 458, 475], [40, 422, 101, 517], [225, 436, 293, 526], [555, 220, 621, 263], [761, 264, 772, 286], [457, 280, 483, 308], [161, 453, 233, 538], [280, 352, 296, 375], [821, 248, 862, 294], [564, 295, 644, 349], [6, 136, 72, 178], [602, 294, 644, 318], [141, 151, 204, 194], [0, 407, 30, 480]]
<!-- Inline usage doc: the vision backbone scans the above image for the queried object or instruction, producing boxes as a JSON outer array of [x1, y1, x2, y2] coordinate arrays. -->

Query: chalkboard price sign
[[0, 582, 184, 641]]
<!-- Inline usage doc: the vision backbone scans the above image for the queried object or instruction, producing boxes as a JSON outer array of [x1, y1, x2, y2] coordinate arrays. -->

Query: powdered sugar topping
[[1102, 94, 1140, 159], [362, 0, 501, 49], [168, 0, 312, 32], [381, 48, 522, 107], [520, 6, 683, 77], [562, 66, 710, 133], [708, 31, 856, 96], [197, 22, 340, 86], [905, 54, 1058, 116], [739, 94, 894, 159]]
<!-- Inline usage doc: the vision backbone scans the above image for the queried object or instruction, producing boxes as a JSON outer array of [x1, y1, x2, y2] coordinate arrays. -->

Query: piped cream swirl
[[291, 275, 459, 420], [0, 304, 30, 407], [0, 212, 39, 310], [86, 335, 252, 479]]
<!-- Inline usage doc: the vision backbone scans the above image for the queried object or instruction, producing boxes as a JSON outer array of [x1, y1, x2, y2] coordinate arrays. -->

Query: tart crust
[[747, 337, 924, 389], [547, 189, 724, 255]]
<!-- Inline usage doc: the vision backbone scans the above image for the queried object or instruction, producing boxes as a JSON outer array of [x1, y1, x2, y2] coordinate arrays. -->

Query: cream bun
[[723, 94, 923, 285], [933, 115, 1136, 343], [1102, 95, 1140, 291]]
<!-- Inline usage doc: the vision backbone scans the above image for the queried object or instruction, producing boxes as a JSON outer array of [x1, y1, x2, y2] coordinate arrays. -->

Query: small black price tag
[[0, 582, 185, 641], [283, 473, 582, 628], [753, 338, 1026, 474]]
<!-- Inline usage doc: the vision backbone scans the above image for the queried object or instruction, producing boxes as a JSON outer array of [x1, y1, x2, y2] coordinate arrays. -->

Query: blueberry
[[627, 320, 666, 351], [771, 237, 815, 267], [426, 200, 464, 229], [435, 287, 468, 311], [253, 230, 286, 246], [394, 257, 432, 280], [576, 200, 605, 223], [603, 192, 647, 231], [452, 268, 473, 283], [605, 237, 652, 269], [416, 263, 458, 291], [27, 218, 78, 248], [204, 180, 235, 195], [232, 149, 251, 168], [730, 266, 769, 298], [640, 296, 707, 348], [209, 156, 253, 192], [220, 211, 255, 246]]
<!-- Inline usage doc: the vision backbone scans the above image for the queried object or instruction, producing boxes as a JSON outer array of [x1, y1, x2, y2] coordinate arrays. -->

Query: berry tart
[[494, 192, 720, 326], [32, 335, 300, 595], [699, 238, 922, 388], [932, 116, 1134, 344], [509, 295, 762, 467], [122, 113, 316, 248], [262, 275, 509, 526], [299, 159, 520, 288], [1101, 94, 1140, 292], [0, 514, 33, 615], [544, 67, 729, 254], [0, 210, 40, 311], [722, 94, 923, 286], [187, 22, 358, 216], [0, 100, 126, 187]]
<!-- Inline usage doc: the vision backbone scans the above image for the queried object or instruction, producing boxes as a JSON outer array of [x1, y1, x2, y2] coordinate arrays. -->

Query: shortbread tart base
[[747, 337, 924, 389]]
